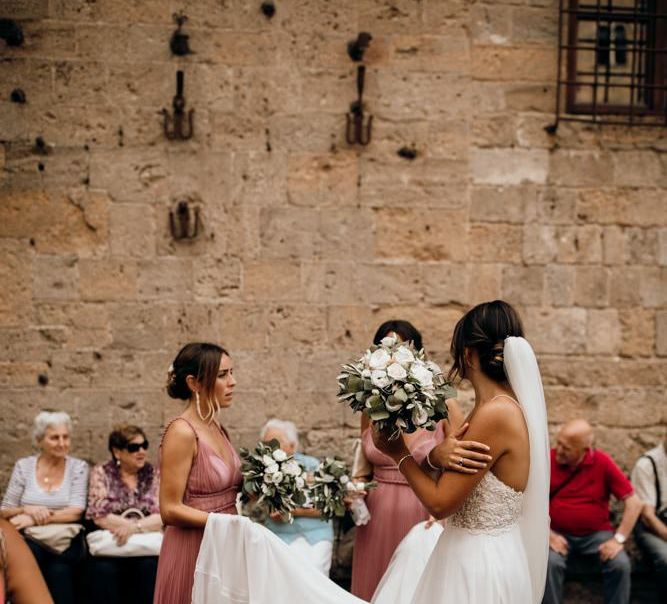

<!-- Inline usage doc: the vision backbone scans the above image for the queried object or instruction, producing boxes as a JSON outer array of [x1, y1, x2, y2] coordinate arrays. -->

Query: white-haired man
[[260, 419, 334, 575]]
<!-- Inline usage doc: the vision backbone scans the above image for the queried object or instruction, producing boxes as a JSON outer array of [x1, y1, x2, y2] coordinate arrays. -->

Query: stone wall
[[1, 0, 665, 486]]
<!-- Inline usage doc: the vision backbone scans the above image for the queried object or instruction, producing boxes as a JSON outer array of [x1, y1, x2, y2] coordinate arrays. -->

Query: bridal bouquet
[[309, 457, 377, 520], [239, 440, 307, 522], [337, 335, 455, 436]]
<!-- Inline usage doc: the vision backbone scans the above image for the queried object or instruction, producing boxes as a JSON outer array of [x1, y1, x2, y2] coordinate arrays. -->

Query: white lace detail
[[449, 472, 523, 535]]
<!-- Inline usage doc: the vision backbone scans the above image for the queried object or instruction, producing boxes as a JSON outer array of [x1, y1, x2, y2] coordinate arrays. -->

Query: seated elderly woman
[[1, 411, 89, 604], [261, 419, 334, 575], [86, 424, 162, 604]]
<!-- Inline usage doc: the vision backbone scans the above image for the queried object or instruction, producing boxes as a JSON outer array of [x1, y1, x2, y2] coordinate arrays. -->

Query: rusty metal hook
[[169, 200, 200, 240], [163, 71, 194, 141], [345, 65, 373, 146]]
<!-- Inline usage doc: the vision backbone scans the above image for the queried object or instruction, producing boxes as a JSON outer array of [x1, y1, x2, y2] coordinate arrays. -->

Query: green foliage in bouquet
[[310, 457, 373, 520], [240, 439, 307, 522], [337, 335, 456, 436]]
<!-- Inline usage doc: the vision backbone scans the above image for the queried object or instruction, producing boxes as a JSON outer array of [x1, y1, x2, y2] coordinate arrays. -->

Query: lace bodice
[[449, 471, 523, 534]]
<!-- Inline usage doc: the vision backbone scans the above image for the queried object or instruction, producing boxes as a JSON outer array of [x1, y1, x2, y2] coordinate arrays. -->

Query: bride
[[192, 300, 549, 604]]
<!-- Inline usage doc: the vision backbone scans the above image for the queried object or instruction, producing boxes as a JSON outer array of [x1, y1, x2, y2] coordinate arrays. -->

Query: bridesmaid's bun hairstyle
[[166, 342, 229, 402], [449, 300, 524, 383]]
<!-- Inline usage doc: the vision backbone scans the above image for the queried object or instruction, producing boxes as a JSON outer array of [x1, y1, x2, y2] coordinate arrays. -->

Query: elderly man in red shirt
[[543, 419, 643, 604]]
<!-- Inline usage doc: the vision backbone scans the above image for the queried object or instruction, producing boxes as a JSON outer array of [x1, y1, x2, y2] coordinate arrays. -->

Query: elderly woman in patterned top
[[1, 410, 88, 604], [85, 424, 162, 604]]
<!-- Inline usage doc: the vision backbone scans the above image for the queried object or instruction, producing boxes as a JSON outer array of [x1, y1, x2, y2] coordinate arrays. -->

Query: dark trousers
[[542, 530, 631, 604], [635, 522, 667, 601], [85, 555, 158, 604], [26, 534, 85, 604]]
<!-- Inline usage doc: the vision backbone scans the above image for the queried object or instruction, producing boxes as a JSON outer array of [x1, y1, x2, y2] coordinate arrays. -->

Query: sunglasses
[[125, 440, 149, 453]]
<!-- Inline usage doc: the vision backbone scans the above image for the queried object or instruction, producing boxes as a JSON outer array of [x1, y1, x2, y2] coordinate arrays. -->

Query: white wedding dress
[[193, 337, 549, 604]]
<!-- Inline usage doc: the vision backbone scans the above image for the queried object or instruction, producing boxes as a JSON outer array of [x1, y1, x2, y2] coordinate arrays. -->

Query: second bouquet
[[240, 439, 308, 522]]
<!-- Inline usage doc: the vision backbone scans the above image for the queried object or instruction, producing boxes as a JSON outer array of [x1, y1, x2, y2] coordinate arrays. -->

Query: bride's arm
[[159, 421, 210, 528], [374, 402, 515, 520]]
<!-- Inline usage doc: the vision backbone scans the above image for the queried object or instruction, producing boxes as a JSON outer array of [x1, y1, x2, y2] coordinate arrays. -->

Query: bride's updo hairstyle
[[166, 342, 228, 403], [449, 300, 524, 383]]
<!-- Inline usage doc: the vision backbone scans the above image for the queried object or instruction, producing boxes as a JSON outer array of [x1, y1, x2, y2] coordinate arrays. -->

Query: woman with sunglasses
[[86, 424, 162, 604]]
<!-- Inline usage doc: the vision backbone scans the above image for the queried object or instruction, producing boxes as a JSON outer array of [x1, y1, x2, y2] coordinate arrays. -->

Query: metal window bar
[[549, 0, 667, 130]]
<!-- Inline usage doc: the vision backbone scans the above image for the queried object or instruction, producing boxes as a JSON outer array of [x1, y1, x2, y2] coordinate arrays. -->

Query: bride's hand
[[429, 422, 492, 474], [371, 424, 409, 462]]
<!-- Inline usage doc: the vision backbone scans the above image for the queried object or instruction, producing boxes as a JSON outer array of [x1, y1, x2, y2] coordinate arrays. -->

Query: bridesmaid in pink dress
[[154, 343, 241, 604], [350, 321, 475, 600]]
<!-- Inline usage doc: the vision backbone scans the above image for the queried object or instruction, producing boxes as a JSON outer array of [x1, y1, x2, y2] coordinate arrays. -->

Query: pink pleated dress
[[153, 417, 242, 604], [351, 425, 444, 601]]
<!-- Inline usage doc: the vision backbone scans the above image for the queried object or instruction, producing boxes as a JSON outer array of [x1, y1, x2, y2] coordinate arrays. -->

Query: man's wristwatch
[[613, 532, 626, 545]]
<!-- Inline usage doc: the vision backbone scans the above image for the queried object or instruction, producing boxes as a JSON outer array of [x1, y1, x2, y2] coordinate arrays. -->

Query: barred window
[[552, 0, 667, 127]]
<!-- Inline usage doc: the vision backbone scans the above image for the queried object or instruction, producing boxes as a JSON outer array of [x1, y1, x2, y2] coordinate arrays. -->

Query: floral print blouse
[[86, 460, 159, 520]]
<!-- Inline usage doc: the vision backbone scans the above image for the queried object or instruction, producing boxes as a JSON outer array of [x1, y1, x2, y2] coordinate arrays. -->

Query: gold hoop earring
[[195, 391, 205, 422]]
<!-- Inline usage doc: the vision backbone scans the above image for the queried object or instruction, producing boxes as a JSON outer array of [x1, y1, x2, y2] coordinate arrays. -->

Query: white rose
[[270, 471, 284, 484], [369, 348, 391, 370], [282, 461, 300, 476], [262, 454, 275, 467], [426, 360, 442, 375], [412, 406, 429, 426], [264, 463, 279, 475], [361, 368, 371, 378], [386, 362, 408, 380], [296, 476, 305, 489], [340, 474, 350, 485], [393, 346, 415, 367], [410, 363, 434, 387], [272, 449, 288, 462], [381, 335, 397, 347], [371, 369, 390, 388], [261, 484, 270, 495]]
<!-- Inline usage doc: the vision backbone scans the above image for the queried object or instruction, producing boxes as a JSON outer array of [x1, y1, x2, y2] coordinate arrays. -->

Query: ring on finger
[[458, 457, 464, 466]]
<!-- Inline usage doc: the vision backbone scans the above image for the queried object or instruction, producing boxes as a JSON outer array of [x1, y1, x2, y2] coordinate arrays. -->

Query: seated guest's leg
[[127, 556, 159, 604], [576, 531, 631, 604], [635, 522, 667, 601], [541, 547, 568, 604], [25, 539, 75, 604], [86, 557, 121, 604]]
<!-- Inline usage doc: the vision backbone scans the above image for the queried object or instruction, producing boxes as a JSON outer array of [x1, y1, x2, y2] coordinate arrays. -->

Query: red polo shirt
[[549, 448, 634, 536]]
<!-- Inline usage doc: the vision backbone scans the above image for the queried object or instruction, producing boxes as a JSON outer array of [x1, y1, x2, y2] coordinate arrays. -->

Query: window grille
[[549, 0, 667, 129]]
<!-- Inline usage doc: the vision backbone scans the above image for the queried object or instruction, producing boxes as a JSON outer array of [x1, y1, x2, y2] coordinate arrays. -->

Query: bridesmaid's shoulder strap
[[162, 416, 199, 444], [490, 394, 522, 409]]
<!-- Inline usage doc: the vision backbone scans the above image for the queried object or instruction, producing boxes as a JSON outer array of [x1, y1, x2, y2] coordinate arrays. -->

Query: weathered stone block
[[524, 307, 588, 354], [0, 239, 33, 328], [574, 266, 610, 308], [287, 152, 358, 207], [422, 263, 468, 305], [319, 209, 375, 261], [109, 304, 166, 351], [243, 261, 302, 302], [610, 267, 643, 307], [0, 190, 109, 256], [472, 113, 517, 148], [639, 267, 667, 308], [259, 207, 319, 259], [658, 229, 667, 266], [656, 311, 667, 357], [623, 228, 659, 265], [193, 256, 242, 301], [602, 226, 625, 266], [326, 305, 374, 352], [502, 265, 544, 305], [467, 263, 502, 304], [137, 259, 193, 301], [267, 305, 328, 348], [470, 185, 536, 224], [356, 263, 423, 305], [586, 309, 621, 355], [505, 84, 556, 113], [471, 148, 549, 185], [33, 255, 79, 301], [613, 151, 664, 187], [511, 8, 558, 44], [619, 308, 655, 358], [79, 259, 138, 302], [471, 4, 512, 45], [577, 189, 667, 227], [386, 32, 469, 74], [109, 204, 156, 258], [468, 224, 523, 262], [544, 264, 576, 307], [549, 151, 613, 187], [472, 46, 555, 81], [374, 208, 468, 261]]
